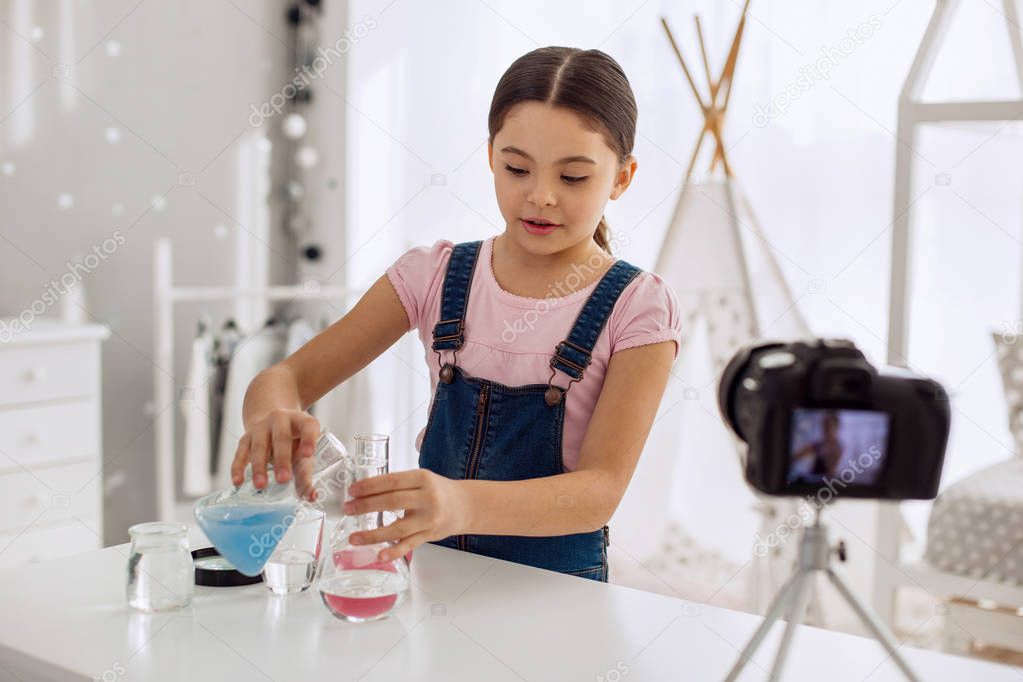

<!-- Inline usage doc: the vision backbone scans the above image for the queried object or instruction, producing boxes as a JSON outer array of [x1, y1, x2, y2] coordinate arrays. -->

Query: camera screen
[[786, 408, 890, 487]]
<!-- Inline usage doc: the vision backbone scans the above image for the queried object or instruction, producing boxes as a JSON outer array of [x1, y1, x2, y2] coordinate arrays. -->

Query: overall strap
[[546, 260, 642, 404], [432, 241, 483, 379]]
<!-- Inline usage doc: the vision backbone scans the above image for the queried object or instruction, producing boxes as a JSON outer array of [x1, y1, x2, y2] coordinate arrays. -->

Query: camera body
[[717, 338, 950, 500]]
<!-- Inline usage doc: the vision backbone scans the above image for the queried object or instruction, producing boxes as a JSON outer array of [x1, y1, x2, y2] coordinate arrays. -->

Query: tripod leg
[[724, 571, 805, 682], [769, 572, 812, 681], [825, 569, 921, 682]]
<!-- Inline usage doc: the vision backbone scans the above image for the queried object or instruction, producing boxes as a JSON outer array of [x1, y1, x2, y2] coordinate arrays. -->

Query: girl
[[231, 46, 683, 582], [790, 412, 844, 483]]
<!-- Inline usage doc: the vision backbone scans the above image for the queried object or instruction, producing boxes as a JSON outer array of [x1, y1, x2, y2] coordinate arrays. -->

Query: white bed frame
[[876, 0, 1023, 654]]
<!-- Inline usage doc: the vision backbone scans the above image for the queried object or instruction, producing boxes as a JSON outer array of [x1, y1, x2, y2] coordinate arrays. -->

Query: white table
[[0, 535, 1019, 682]]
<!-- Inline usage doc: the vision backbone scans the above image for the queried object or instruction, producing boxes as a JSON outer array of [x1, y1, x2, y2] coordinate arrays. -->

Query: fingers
[[292, 414, 320, 496], [270, 412, 294, 483], [294, 454, 316, 501], [379, 530, 430, 563], [235, 410, 320, 491], [294, 415, 320, 460], [343, 490, 416, 516], [350, 516, 421, 546], [348, 470, 421, 497], [249, 424, 271, 488], [230, 433, 251, 486]]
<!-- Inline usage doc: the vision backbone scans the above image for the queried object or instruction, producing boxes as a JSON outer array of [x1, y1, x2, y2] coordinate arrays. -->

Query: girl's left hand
[[342, 469, 469, 562]]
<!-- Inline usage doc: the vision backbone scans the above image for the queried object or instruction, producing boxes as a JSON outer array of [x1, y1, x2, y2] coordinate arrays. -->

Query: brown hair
[[488, 47, 638, 254]]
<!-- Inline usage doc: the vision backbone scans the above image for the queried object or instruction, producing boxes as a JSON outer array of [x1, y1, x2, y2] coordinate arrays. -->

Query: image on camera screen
[[786, 408, 890, 487]]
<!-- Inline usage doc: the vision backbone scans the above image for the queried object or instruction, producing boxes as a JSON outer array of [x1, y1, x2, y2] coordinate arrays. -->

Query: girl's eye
[[503, 165, 588, 184]]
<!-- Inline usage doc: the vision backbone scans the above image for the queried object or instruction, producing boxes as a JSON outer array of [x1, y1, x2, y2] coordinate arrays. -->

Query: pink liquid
[[322, 588, 397, 621], [320, 548, 403, 621]]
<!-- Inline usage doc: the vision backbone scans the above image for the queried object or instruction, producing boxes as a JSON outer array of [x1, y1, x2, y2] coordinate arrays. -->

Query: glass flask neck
[[311, 431, 349, 487], [342, 434, 389, 534]]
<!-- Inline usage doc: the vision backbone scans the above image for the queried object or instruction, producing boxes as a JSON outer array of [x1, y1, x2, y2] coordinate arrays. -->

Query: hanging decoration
[[283, 0, 326, 264]]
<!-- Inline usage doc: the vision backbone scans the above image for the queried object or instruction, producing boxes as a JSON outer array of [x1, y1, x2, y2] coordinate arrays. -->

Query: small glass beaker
[[127, 522, 194, 613], [317, 434, 410, 622], [261, 506, 325, 595]]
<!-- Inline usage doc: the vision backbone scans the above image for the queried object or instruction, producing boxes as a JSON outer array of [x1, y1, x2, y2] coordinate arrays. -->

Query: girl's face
[[488, 101, 636, 258]]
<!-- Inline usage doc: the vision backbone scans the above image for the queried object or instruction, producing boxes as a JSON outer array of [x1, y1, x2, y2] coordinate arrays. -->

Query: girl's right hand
[[230, 408, 322, 500]]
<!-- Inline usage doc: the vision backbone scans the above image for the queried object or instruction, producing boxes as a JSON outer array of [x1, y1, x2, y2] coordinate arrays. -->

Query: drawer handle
[[24, 366, 46, 383]]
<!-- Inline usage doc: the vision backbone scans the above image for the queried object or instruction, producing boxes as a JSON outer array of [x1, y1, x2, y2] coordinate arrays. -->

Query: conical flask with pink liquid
[[316, 434, 411, 622]]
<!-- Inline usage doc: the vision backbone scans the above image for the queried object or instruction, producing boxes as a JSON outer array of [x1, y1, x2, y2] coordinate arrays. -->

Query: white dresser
[[0, 319, 109, 570]]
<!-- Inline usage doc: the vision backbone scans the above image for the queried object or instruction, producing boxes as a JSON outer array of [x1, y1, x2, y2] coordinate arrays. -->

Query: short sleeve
[[385, 239, 454, 332], [609, 271, 684, 360]]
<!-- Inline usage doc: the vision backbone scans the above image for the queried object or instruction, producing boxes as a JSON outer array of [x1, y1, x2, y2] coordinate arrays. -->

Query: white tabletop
[[0, 534, 1018, 682]]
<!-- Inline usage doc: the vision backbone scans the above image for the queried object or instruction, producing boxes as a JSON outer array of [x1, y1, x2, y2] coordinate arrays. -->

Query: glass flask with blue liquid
[[193, 430, 350, 576]]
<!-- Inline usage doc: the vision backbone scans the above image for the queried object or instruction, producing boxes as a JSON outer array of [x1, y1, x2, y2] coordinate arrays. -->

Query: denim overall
[[419, 240, 642, 582]]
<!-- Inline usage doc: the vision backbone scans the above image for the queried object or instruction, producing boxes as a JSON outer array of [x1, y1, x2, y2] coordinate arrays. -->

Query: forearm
[[458, 469, 615, 537], [241, 365, 303, 432], [241, 275, 410, 434]]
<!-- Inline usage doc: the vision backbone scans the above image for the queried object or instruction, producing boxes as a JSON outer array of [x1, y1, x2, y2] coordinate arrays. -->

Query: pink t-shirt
[[386, 235, 683, 472]]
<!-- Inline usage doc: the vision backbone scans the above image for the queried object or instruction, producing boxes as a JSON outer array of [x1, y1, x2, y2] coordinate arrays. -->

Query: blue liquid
[[197, 504, 297, 576]]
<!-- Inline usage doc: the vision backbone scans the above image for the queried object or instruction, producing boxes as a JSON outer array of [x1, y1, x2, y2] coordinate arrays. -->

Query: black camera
[[717, 338, 950, 500]]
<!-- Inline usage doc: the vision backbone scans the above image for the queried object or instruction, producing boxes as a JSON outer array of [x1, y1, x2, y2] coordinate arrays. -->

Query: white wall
[[0, 0, 300, 541]]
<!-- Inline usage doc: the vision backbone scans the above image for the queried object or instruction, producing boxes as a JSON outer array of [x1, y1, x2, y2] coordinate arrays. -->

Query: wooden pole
[[661, 1, 751, 180]]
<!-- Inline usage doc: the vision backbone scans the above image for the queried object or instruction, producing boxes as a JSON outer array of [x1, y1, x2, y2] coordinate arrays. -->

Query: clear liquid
[[262, 549, 317, 594], [195, 503, 296, 576], [318, 547, 409, 622]]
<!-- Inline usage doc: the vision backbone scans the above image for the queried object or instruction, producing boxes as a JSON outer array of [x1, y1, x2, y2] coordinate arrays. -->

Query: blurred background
[[2, 0, 1022, 667]]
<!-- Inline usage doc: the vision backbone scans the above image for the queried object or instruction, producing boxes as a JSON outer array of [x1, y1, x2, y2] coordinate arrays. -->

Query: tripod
[[725, 508, 919, 681]]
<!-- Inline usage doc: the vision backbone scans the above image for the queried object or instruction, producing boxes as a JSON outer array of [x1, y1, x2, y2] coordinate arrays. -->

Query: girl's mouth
[[521, 219, 561, 235]]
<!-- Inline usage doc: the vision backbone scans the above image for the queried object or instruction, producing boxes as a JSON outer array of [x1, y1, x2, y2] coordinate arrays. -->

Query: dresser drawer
[[0, 520, 101, 570], [0, 342, 99, 407], [0, 461, 103, 534], [0, 399, 99, 471]]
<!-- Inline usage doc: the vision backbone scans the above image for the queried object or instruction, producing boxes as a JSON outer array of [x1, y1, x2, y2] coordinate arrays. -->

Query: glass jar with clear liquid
[[127, 522, 194, 612], [317, 434, 410, 622], [261, 505, 325, 595], [193, 430, 349, 576]]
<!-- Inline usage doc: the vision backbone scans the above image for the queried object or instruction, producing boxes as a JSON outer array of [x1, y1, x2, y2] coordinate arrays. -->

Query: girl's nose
[[526, 181, 556, 208]]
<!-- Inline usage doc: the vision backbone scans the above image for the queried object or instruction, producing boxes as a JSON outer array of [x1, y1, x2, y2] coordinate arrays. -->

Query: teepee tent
[[646, 2, 817, 616], [656, 2, 809, 356]]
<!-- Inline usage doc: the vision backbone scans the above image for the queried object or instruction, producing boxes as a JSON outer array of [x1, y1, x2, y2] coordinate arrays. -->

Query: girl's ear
[[610, 155, 638, 200], [487, 142, 494, 172]]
